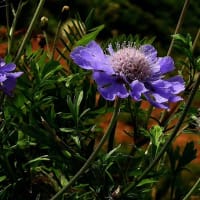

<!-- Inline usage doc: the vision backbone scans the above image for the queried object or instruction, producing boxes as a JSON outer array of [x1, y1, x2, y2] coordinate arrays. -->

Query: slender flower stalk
[[5, 0, 10, 37], [50, 98, 121, 200], [14, 0, 46, 63], [40, 16, 51, 57], [51, 5, 70, 60], [182, 177, 200, 200], [191, 28, 200, 52], [7, 0, 27, 55], [167, 0, 191, 56], [122, 72, 200, 195]]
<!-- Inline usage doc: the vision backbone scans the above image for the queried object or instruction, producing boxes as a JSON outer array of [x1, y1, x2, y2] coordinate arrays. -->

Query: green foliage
[[75, 25, 105, 47], [173, 33, 200, 89], [168, 141, 197, 173], [0, 1, 199, 200], [149, 125, 165, 156]]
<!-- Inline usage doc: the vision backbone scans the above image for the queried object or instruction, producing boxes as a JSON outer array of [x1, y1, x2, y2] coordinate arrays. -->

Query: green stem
[[14, 0, 46, 63], [145, 104, 153, 129], [182, 177, 200, 200], [42, 30, 51, 57], [3, 153, 16, 181], [132, 101, 140, 138], [5, 0, 10, 48], [51, 19, 62, 60], [50, 98, 121, 200], [8, 0, 27, 55], [167, 0, 191, 56], [51, 5, 70, 60], [107, 122, 117, 152], [192, 28, 200, 52], [122, 73, 200, 195], [170, 172, 177, 200]]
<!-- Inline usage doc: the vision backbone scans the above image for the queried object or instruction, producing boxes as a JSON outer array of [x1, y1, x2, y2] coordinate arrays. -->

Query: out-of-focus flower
[[0, 58, 23, 96], [70, 40, 185, 109]]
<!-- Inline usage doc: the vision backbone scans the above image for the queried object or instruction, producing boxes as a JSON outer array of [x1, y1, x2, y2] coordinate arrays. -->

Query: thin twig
[[192, 28, 200, 52], [182, 177, 200, 200], [14, 0, 46, 63], [8, 0, 27, 55], [167, 0, 191, 56]]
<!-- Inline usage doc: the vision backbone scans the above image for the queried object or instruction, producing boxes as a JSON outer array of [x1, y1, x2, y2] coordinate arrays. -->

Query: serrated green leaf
[[172, 34, 187, 43], [149, 125, 164, 147]]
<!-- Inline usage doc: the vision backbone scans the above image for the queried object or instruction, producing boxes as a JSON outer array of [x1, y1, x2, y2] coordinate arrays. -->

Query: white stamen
[[110, 45, 151, 82]]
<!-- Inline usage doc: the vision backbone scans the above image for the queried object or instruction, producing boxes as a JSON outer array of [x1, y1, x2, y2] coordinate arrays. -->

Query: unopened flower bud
[[61, 5, 70, 21], [40, 16, 48, 31]]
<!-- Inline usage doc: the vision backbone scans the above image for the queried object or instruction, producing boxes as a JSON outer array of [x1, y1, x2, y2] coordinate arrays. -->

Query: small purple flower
[[0, 58, 23, 96], [70, 41, 185, 109]]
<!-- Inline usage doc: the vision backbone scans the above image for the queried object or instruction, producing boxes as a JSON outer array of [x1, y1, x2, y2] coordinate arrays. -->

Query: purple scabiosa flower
[[0, 58, 23, 96], [70, 41, 185, 109]]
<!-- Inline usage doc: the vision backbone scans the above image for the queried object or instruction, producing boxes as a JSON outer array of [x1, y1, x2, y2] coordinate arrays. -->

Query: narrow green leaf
[[60, 128, 76, 133], [24, 155, 49, 166], [0, 176, 7, 183], [137, 178, 157, 187], [85, 8, 95, 29], [104, 144, 121, 161], [75, 24, 105, 46], [76, 91, 83, 112]]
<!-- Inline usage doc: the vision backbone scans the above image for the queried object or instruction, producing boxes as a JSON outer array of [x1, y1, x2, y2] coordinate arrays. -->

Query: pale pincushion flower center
[[110, 47, 151, 82]]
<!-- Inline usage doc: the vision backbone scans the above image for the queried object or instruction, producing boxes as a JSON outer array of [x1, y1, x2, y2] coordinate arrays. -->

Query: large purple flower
[[70, 41, 185, 109], [0, 58, 23, 96]]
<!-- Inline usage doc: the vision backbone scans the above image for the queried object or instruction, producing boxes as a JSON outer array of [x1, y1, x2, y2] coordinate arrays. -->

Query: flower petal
[[149, 80, 173, 100], [0, 77, 16, 96], [70, 41, 114, 74], [144, 93, 169, 109], [0, 63, 16, 72], [158, 56, 175, 74], [139, 44, 162, 75], [93, 71, 129, 100], [169, 95, 183, 102], [147, 79, 184, 105], [0, 74, 7, 82], [167, 75, 185, 94], [152, 92, 168, 103], [7, 72, 24, 78], [0, 58, 6, 67], [107, 44, 114, 55], [130, 80, 148, 101], [139, 44, 157, 64], [0, 58, 23, 96]]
